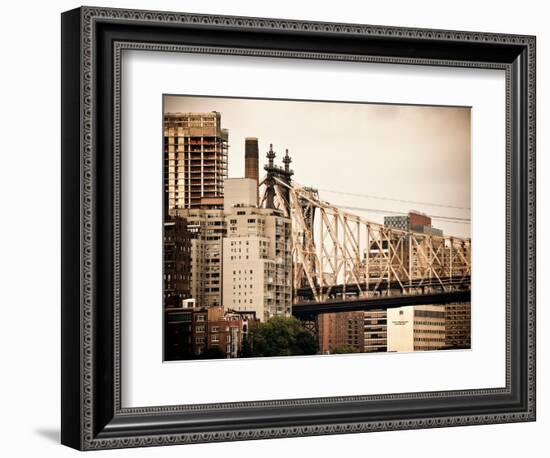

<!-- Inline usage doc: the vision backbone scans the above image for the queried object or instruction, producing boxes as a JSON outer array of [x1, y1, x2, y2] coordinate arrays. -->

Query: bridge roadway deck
[[295, 276, 471, 300], [291, 290, 471, 318]]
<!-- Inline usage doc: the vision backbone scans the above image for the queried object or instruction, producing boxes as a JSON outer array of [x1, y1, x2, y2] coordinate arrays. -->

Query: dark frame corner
[[61, 6, 536, 451]]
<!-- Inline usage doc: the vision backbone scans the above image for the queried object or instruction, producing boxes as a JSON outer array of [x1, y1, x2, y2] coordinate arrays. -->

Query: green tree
[[331, 345, 359, 354], [248, 316, 317, 357], [239, 333, 253, 358]]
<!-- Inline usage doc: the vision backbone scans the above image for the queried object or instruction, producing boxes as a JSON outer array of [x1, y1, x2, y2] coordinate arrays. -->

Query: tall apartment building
[[164, 111, 228, 212], [222, 178, 292, 322], [318, 311, 365, 354], [175, 206, 226, 308], [387, 305, 446, 352], [164, 111, 228, 308], [364, 309, 388, 352], [445, 302, 471, 349], [163, 216, 192, 307]]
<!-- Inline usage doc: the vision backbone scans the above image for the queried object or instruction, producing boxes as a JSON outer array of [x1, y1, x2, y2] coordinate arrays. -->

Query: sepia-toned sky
[[164, 95, 471, 238]]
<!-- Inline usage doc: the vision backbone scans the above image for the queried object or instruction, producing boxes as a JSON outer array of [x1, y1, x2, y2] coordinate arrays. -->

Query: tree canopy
[[331, 345, 359, 354], [241, 316, 317, 357]]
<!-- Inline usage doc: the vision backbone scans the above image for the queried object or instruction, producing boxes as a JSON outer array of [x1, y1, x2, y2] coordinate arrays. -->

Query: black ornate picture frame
[[61, 6, 536, 450]]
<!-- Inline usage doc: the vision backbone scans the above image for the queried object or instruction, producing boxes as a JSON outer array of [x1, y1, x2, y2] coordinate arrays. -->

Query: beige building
[[387, 305, 446, 352], [222, 178, 292, 321], [164, 111, 228, 212]]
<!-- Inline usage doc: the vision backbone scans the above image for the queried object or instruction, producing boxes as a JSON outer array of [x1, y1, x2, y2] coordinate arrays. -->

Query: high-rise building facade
[[175, 206, 226, 308], [387, 305, 446, 352], [222, 178, 292, 322], [318, 311, 365, 354], [163, 216, 192, 307], [164, 111, 228, 308], [164, 111, 228, 212]]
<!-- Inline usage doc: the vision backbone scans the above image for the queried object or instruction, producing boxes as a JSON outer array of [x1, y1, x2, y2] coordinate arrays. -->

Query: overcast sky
[[164, 95, 471, 238]]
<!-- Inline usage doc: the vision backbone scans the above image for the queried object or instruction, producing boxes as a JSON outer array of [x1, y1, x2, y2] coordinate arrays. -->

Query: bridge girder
[[260, 177, 471, 303]]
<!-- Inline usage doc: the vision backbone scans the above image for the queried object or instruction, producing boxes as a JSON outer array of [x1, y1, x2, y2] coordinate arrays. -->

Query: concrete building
[[364, 309, 388, 352], [164, 111, 228, 212], [224, 176, 257, 211], [175, 204, 226, 308], [163, 216, 192, 307], [222, 177, 292, 322], [445, 302, 471, 349], [318, 312, 365, 354], [387, 305, 446, 352]]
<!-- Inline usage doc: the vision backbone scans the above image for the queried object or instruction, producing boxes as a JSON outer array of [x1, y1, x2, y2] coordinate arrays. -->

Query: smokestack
[[245, 137, 259, 204], [245, 137, 259, 182]]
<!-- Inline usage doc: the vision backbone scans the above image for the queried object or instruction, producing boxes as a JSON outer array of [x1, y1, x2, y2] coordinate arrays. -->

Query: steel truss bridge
[[259, 167, 471, 318]]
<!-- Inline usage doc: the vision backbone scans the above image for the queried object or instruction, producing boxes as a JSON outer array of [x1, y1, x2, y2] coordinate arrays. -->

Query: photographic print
[[163, 95, 471, 361]]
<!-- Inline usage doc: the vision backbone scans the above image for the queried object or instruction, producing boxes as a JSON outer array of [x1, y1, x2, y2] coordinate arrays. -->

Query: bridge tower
[[263, 144, 294, 212]]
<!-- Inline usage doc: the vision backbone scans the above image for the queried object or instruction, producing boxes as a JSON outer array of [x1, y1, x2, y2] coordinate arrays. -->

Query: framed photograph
[[61, 6, 536, 450]]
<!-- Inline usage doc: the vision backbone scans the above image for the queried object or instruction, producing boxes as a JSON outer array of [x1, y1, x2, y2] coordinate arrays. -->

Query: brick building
[[318, 311, 365, 354], [164, 305, 249, 360]]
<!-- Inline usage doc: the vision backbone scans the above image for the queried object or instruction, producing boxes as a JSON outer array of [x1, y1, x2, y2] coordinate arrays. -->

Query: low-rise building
[[164, 305, 248, 360]]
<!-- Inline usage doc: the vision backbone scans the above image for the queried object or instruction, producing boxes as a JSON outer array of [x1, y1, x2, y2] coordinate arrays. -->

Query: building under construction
[[164, 111, 228, 212]]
